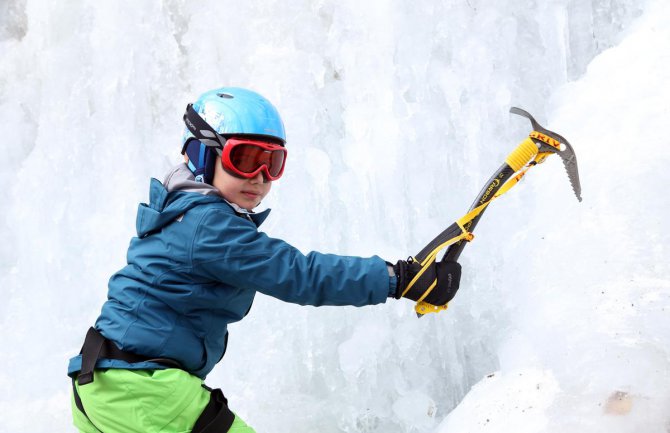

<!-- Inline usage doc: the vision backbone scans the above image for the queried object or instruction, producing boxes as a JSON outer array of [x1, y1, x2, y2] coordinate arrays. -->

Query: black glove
[[393, 259, 462, 306]]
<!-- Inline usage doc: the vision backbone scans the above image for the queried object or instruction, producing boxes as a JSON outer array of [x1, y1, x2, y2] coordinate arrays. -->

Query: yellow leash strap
[[401, 229, 471, 298], [411, 167, 530, 315], [410, 133, 557, 315], [454, 135, 557, 234], [455, 160, 531, 229], [407, 165, 529, 306]]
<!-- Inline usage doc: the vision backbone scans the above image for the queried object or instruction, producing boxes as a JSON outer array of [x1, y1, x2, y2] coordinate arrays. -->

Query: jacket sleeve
[[191, 208, 389, 307]]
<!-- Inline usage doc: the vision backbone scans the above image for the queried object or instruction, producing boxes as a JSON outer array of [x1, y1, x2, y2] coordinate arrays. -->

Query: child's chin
[[235, 199, 258, 211]]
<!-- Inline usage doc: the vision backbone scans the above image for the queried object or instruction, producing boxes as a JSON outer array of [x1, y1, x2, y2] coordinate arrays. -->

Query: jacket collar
[[224, 200, 271, 226], [162, 163, 271, 227]]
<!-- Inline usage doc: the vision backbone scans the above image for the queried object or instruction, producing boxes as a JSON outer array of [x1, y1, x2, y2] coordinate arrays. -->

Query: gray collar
[[163, 163, 221, 196], [162, 163, 271, 225]]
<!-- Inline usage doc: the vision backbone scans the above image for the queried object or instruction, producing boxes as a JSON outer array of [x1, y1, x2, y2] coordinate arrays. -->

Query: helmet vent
[[217, 93, 234, 99]]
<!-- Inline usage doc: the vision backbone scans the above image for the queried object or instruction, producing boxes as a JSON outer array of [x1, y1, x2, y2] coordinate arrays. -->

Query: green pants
[[71, 369, 255, 433]]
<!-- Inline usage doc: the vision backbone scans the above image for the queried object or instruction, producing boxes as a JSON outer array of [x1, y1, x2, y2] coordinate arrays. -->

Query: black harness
[[72, 327, 235, 433]]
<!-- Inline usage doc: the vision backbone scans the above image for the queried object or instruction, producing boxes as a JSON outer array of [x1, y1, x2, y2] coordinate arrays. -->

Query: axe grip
[[505, 137, 538, 171]]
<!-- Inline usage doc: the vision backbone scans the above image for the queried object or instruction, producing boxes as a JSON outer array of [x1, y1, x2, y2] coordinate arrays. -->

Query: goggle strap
[[182, 104, 227, 153]]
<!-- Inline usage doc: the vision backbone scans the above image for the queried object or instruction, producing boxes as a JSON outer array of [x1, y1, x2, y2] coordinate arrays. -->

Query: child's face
[[212, 157, 272, 211]]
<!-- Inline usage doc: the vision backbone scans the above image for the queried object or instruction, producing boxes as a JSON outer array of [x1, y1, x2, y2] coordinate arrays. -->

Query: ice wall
[[0, 1, 660, 432], [437, 0, 670, 431]]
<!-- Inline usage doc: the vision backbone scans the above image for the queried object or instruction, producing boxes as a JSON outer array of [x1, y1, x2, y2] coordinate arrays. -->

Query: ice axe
[[406, 107, 582, 317]]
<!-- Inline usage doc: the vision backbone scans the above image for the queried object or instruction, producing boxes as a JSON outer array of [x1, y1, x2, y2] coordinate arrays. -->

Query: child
[[67, 87, 462, 433]]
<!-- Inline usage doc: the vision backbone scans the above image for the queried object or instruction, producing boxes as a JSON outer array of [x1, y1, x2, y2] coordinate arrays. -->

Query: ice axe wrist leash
[[410, 107, 582, 317]]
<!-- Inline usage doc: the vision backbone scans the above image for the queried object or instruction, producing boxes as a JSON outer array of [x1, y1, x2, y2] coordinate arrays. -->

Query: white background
[[1, 0, 668, 432]]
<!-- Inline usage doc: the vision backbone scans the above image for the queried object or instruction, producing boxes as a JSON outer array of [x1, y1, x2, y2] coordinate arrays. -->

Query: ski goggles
[[221, 138, 287, 181]]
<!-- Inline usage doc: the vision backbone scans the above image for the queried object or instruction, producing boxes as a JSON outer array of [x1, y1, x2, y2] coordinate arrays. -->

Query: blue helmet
[[181, 87, 286, 183]]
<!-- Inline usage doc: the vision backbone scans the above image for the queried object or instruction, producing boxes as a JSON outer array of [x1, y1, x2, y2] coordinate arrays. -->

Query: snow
[[0, 0, 668, 432], [438, 370, 560, 432]]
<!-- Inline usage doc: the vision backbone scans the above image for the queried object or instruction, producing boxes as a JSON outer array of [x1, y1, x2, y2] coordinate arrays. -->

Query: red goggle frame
[[221, 138, 287, 181]]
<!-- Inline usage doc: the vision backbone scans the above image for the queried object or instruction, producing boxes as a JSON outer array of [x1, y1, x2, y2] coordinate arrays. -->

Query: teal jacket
[[69, 164, 391, 379]]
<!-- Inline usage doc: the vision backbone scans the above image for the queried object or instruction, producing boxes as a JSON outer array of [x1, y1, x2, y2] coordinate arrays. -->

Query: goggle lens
[[223, 139, 287, 180]]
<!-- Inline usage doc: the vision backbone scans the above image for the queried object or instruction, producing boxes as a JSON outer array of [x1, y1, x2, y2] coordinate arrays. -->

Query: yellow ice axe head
[[510, 107, 582, 202]]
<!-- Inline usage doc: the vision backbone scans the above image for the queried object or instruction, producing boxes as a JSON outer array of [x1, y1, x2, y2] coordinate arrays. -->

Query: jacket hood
[[163, 163, 222, 196], [135, 164, 270, 237]]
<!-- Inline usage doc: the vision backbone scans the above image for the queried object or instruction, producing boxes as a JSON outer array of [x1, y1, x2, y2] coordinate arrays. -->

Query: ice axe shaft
[[414, 107, 582, 317]]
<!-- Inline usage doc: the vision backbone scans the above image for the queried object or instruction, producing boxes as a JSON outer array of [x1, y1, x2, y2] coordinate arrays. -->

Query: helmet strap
[[182, 103, 227, 153]]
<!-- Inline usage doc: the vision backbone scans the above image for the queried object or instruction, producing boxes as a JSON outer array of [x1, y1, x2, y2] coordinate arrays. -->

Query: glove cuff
[[392, 260, 408, 299]]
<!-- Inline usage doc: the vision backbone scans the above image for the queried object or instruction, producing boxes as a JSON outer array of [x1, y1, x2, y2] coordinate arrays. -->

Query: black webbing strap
[[77, 327, 181, 386], [72, 378, 106, 433], [182, 103, 227, 154], [77, 327, 105, 385], [72, 380, 236, 433], [72, 379, 87, 416], [73, 327, 235, 432], [191, 387, 236, 433]]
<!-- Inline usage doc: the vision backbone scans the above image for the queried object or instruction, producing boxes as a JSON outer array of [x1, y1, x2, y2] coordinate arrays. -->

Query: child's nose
[[250, 171, 268, 184]]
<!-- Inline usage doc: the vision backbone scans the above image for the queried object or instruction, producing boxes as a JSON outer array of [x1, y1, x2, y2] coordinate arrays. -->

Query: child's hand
[[392, 259, 462, 306]]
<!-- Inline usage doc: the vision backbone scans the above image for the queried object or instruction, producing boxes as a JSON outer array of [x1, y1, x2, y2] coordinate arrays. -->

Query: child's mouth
[[242, 191, 260, 199]]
